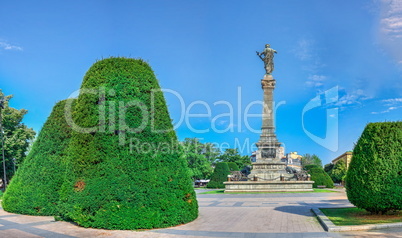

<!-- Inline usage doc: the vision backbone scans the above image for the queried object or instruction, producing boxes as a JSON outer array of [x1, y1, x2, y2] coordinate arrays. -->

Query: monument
[[224, 44, 314, 192]]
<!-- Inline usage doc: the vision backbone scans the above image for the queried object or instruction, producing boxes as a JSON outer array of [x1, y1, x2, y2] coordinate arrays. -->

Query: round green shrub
[[206, 162, 230, 188], [346, 122, 402, 214], [227, 162, 239, 171], [58, 57, 198, 229], [2, 100, 73, 215], [305, 164, 334, 188]]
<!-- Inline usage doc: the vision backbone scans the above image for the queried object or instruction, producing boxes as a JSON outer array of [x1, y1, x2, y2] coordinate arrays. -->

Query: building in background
[[332, 151, 353, 169], [281, 152, 303, 171]]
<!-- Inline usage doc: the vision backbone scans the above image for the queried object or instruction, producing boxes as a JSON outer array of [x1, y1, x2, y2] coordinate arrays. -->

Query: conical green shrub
[[2, 100, 73, 215], [206, 162, 230, 188], [58, 57, 198, 229], [346, 122, 402, 214], [304, 164, 334, 188]]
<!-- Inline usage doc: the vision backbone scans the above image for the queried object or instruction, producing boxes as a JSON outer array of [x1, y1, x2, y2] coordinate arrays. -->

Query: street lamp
[[0, 97, 7, 191]]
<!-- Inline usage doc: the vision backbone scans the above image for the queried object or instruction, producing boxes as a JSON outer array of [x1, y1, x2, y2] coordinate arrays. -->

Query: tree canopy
[[302, 153, 322, 167], [0, 90, 35, 184], [217, 148, 250, 169], [181, 138, 218, 180]]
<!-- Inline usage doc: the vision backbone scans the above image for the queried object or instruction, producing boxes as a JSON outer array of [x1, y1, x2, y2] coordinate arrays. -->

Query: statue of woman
[[257, 44, 277, 75]]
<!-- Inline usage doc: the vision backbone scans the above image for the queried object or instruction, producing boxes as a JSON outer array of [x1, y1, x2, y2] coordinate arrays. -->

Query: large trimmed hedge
[[304, 164, 334, 188], [2, 100, 73, 215], [57, 57, 198, 229], [206, 162, 230, 188], [346, 122, 402, 214]]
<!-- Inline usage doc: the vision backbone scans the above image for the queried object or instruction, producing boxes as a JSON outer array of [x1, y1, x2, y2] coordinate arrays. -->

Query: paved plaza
[[0, 189, 401, 237]]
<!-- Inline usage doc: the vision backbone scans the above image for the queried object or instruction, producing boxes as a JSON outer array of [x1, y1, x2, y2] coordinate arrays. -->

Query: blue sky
[[1, 0, 402, 165]]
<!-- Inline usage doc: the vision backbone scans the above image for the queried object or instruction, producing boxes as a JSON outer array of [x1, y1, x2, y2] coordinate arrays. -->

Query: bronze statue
[[257, 44, 277, 74]]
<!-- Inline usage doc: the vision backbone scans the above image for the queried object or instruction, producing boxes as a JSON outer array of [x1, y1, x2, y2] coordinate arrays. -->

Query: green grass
[[198, 188, 337, 194], [320, 207, 402, 226]]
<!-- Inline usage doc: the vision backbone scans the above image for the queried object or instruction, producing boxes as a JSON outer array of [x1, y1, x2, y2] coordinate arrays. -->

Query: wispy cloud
[[371, 97, 402, 114], [294, 39, 314, 61], [380, 0, 402, 39], [378, 0, 402, 65], [371, 106, 401, 114], [334, 89, 372, 109], [0, 40, 23, 51], [305, 74, 326, 88], [382, 97, 402, 105]]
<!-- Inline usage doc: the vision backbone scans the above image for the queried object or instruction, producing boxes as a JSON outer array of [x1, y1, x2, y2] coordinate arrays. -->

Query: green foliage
[[302, 153, 322, 167], [346, 122, 402, 214], [217, 148, 250, 169], [324, 163, 334, 173], [227, 162, 239, 171], [305, 164, 334, 188], [2, 100, 72, 215], [55, 57, 198, 229], [206, 162, 230, 188], [331, 160, 347, 183], [0, 89, 36, 182], [181, 138, 216, 180]]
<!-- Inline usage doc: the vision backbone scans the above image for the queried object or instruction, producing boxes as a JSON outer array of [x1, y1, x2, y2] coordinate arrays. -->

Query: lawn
[[198, 188, 337, 194], [320, 207, 402, 226]]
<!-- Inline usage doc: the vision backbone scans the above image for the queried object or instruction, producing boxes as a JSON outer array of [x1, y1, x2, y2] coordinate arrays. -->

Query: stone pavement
[[0, 189, 402, 237]]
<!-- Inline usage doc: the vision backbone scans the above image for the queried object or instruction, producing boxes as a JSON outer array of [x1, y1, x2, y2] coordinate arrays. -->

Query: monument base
[[224, 181, 314, 193]]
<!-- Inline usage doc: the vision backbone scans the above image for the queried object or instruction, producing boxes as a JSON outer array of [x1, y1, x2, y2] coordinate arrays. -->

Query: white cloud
[[380, 0, 402, 38], [334, 89, 372, 108], [294, 39, 314, 61], [378, 0, 402, 64], [371, 106, 401, 114], [371, 97, 402, 114], [0, 40, 23, 51], [382, 97, 402, 105], [305, 74, 326, 87]]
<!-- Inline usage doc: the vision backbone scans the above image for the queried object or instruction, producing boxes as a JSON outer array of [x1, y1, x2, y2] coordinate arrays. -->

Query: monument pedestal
[[248, 162, 292, 181], [224, 181, 314, 193]]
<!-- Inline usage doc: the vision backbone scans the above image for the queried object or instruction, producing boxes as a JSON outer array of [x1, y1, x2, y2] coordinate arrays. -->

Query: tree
[[331, 160, 347, 183], [203, 142, 221, 165], [324, 163, 334, 174], [2, 100, 73, 215], [0, 90, 35, 184], [55, 57, 198, 229], [302, 153, 322, 167], [304, 164, 334, 188], [346, 122, 402, 214], [217, 148, 250, 169], [206, 162, 230, 188], [182, 138, 214, 180]]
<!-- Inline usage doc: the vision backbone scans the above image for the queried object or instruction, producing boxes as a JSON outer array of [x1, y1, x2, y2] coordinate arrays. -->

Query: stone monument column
[[249, 44, 291, 181]]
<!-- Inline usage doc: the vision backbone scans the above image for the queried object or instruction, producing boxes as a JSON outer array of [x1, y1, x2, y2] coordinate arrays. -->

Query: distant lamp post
[[0, 97, 7, 190], [12, 158, 16, 174]]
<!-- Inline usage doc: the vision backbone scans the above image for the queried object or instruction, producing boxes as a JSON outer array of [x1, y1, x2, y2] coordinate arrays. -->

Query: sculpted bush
[[346, 122, 402, 214], [2, 100, 72, 215], [207, 162, 230, 188], [57, 58, 198, 229]]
